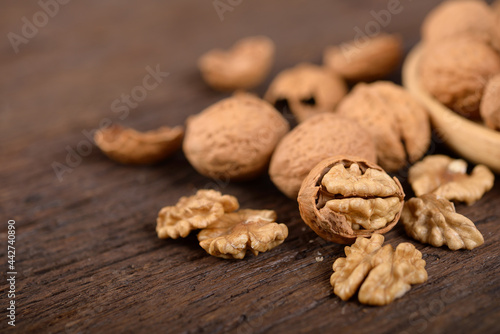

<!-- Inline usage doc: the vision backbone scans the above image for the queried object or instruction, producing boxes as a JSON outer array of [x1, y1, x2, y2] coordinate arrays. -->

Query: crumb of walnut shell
[[156, 190, 239, 239], [323, 33, 402, 82], [336, 81, 430, 172], [331, 234, 428, 306], [197, 209, 288, 259], [419, 38, 500, 119], [183, 93, 289, 180], [421, 0, 494, 45], [298, 156, 404, 244], [198, 36, 275, 91], [480, 73, 500, 130], [264, 63, 347, 123], [94, 124, 183, 165], [409, 155, 495, 205], [402, 194, 484, 250], [269, 114, 376, 199]]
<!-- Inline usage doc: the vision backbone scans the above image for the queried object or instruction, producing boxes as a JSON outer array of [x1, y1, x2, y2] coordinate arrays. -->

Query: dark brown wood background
[[1, 0, 499, 333]]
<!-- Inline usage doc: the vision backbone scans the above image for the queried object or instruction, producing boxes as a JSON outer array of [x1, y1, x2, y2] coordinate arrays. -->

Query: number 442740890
[[7, 220, 15, 270]]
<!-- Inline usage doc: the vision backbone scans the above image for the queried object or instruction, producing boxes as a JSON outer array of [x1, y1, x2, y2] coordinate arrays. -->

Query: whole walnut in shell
[[421, 0, 495, 44], [419, 38, 500, 118], [183, 93, 289, 180], [480, 73, 500, 130], [336, 81, 430, 172], [198, 36, 275, 91], [264, 63, 347, 123], [269, 114, 377, 199], [298, 156, 405, 244], [323, 34, 402, 82]]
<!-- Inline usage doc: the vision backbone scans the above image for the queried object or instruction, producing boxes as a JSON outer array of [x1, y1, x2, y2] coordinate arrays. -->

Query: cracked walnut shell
[[183, 93, 289, 180], [480, 73, 500, 130], [421, 0, 495, 45], [298, 156, 404, 244], [156, 190, 239, 239], [94, 124, 183, 165], [336, 81, 430, 171], [331, 234, 428, 305], [264, 63, 347, 123], [198, 35, 275, 91], [409, 155, 495, 205], [269, 114, 376, 199], [402, 194, 484, 250], [419, 38, 500, 118], [323, 33, 402, 82], [198, 209, 288, 259]]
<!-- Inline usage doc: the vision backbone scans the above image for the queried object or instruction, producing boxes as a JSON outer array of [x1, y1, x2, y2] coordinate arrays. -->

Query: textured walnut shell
[[183, 93, 289, 180], [419, 38, 500, 118], [336, 81, 431, 171], [198, 36, 275, 91], [264, 63, 347, 123], [269, 114, 376, 199], [298, 156, 405, 244], [421, 0, 495, 45], [94, 124, 183, 165], [323, 34, 402, 82], [480, 73, 500, 130]]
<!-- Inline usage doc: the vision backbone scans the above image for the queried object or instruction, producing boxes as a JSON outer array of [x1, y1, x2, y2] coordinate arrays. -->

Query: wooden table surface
[[1, 0, 500, 333]]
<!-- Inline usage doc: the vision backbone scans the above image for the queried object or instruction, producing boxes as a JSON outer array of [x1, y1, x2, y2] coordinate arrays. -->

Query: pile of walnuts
[[91, 0, 497, 306]]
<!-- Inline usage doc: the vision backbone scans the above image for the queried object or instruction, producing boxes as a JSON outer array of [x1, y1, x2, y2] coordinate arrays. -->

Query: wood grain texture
[[1, 0, 499, 333]]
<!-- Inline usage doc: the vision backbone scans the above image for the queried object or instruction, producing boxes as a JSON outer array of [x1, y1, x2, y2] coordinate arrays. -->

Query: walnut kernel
[[298, 156, 404, 244], [198, 209, 288, 259], [401, 194, 484, 250], [409, 155, 495, 205], [480, 73, 500, 130], [156, 190, 239, 239], [94, 124, 183, 165]]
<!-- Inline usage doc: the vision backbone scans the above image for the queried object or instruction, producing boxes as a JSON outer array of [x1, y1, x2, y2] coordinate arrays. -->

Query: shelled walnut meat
[[480, 73, 500, 130], [183, 93, 289, 180], [323, 33, 402, 82], [409, 155, 495, 205], [419, 38, 500, 118], [298, 156, 405, 244], [198, 209, 288, 259], [331, 234, 428, 306], [94, 124, 184, 165], [156, 190, 239, 239], [269, 114, 377, 199], [402, 194, 484, 250], [421, 0, 495, 45], [336, 81, 431, 171], [198, 35, 275, 91], [264, 63, 347, 122]]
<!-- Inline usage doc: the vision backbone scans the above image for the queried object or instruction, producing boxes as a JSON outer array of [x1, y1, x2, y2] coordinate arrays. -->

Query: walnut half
[[331, 234, 428, 306], [198, 209, 288, 259], [401, 194, 484, 250], [298, 156, 405, 244]]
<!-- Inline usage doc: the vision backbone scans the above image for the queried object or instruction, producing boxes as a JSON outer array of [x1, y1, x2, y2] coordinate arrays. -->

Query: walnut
[[94, 124, 183, 165], [421, 0, 495, 45], [264, 63, 347, 123], [183, 93, 289, 180], [156, 190, 239, 239], [331, 234, 428, 305], [323, 33, 402, 82], [336, 81, 431, 171], [419, 38, 500, 118], [298, 156, 404, 244], [197, 36, 275, 91], [269, 114, 376, 199], [401, 194, 484, 250], [197, 209, 288, 259], [480, 73, 500, 130], [409, 155, 495, 205]]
